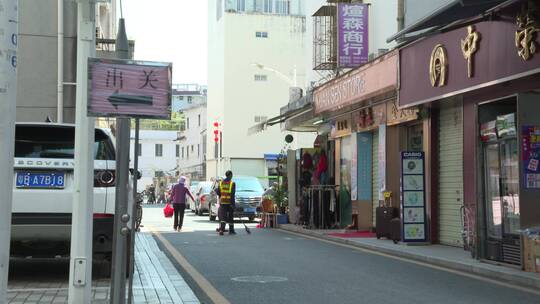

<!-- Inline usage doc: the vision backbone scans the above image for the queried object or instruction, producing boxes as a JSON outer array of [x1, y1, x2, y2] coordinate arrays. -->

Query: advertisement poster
[[522, 126, 540, 189], [400, 151, 427, 243], [351, 134, 358, 201], [337, 3, 369, 68], [357, 132, 373, 201], [378, 125, 386, 200]]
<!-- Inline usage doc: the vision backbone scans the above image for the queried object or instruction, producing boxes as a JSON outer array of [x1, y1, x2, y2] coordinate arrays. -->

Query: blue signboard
[[400, 151, 427, 243], [357, 132, 372, 201]]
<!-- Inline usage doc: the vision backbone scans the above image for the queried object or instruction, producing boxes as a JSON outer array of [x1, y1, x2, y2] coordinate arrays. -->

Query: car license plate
[[245, 207, 256, 213], [16, 172, 65, 189]]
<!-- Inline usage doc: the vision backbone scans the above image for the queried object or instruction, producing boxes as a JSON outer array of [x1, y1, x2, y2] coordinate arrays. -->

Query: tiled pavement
[[7, 233, 199, 304]]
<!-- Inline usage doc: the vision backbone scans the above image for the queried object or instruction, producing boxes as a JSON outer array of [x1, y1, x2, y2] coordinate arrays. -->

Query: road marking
[[150, 226, 231, 304], [231, 275, 288, 283], [279, 229, 540, 296]]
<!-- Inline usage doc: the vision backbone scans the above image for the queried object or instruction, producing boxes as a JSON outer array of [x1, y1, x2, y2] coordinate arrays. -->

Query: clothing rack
[[304, 185, 339, 229]]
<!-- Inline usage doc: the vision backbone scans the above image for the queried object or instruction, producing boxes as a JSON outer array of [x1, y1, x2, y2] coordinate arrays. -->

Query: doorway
[[479, 98, 521, 265]]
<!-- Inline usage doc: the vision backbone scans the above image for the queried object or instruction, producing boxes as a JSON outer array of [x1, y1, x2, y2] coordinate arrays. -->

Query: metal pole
[[68, 0, 96, 303], [127, 119, 139, 304], [57, 0, 64, 123], [397, 0, 405, 32], [0, 0, 18, 301], [109, 18, 130, 304]]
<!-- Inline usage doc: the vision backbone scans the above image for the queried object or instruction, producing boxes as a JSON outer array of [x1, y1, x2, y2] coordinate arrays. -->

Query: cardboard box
[[523, 237, 540, 273]]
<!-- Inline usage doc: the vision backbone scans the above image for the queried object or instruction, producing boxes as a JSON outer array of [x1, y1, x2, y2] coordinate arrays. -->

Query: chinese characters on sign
[[337, 3, 368, 68], [515, 13, 539, 61], [88, 58, 172, 119], [522, 126, 540, 189], [429, 44, 448, 87], [461, 25, 480, 78]]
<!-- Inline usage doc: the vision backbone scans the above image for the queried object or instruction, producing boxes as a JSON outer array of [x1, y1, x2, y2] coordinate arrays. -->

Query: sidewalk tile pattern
[[7, 233, 199, 304]]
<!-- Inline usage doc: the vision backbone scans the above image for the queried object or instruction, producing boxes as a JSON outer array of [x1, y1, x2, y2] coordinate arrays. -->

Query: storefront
[[313, 51, 400, 230], [399, 1, 540, 265]]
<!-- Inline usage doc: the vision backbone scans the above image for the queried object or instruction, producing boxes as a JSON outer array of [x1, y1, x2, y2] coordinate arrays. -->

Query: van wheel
[[209, 213, 216, 222]]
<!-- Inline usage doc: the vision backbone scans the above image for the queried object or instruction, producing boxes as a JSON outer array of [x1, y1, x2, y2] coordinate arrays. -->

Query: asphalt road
[[146, 207, 540, 304]]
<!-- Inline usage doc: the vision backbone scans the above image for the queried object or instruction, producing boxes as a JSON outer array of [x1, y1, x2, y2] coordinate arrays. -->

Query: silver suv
[[208, 176, 264, 222]]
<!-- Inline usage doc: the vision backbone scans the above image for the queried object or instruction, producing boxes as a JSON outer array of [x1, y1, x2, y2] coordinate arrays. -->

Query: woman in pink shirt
[[171, 176, 195, 231]]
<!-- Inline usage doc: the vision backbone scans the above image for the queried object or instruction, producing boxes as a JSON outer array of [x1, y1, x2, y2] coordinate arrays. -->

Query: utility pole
[[127, 118, 140, 304], [0, 0, 18, 302], [397, 0, 405, 32], [109, 18, 131, 304], [68, 0, 96, 303]]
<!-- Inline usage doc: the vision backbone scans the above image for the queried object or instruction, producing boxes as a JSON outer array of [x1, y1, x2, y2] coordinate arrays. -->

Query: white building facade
[[17, 0, 118, 123], [208, 0, 316, 184], [130, 130, 178, 192], [174, 85, 208, 181]]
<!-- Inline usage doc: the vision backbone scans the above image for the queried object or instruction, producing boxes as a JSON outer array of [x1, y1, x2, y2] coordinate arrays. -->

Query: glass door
[[499, 139, 520, 236], [484, 143, 502, 240]]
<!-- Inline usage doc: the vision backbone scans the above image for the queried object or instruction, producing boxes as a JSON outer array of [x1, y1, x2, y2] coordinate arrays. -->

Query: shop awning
[[386, 0, 509, 43], [247, 93, 317, 135]]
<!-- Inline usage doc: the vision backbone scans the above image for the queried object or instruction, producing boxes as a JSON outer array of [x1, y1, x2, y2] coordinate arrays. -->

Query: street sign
[[87, 58, 172, 119]]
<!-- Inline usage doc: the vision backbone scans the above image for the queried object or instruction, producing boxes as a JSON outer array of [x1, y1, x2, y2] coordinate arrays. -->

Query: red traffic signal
[[214, 136, 219, 143], [214, 130, 219, 135], [213, 122, 219, 128]]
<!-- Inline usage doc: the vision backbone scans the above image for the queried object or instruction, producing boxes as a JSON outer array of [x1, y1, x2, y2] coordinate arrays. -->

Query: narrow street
[[143, 207, 539, 304]]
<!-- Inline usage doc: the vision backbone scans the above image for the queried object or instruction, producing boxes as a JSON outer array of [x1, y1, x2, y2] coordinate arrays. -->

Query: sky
[[121, 0, 208, 85]]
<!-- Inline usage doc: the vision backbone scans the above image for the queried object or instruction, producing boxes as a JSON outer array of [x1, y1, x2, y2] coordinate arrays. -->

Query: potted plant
[[269, 183, 288, 225]]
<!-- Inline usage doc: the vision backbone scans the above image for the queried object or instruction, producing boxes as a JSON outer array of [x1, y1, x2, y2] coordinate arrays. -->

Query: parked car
[[11, 123, 134, 268], [189, 184, 198, 210], [194, 181, 213, 216], [208, 176, 264, 222]]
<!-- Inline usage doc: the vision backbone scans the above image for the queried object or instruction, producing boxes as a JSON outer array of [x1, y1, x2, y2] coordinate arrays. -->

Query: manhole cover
[[231, 276, 288, 283]]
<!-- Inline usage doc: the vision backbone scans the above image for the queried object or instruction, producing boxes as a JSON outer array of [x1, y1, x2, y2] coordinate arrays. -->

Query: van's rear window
[[15, 125, 115, 160]]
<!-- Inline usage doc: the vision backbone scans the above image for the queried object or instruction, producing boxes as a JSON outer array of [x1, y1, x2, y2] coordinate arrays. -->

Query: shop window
[[407, 124, 423, 151]]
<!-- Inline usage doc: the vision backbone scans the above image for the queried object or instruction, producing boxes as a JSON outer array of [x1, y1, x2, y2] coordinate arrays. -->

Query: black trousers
[[173, 204, 186, 229], [218, 204, 235, 232]]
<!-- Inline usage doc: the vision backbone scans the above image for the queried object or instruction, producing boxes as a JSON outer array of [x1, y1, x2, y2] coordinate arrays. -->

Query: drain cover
[[231, 276, 288, 283]]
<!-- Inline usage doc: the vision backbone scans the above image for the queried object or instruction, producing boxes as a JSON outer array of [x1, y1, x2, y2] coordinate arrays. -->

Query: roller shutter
[[438, 100, 464, 247], [372, 129, 379, 227]]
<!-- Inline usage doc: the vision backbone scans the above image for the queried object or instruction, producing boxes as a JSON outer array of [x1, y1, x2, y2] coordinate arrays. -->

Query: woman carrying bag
[[170, 176, 195, 231]]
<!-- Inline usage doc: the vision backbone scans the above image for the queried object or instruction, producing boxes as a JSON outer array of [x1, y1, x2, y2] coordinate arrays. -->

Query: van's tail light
[[201, 195, 207, 203], [94, 170, 116, 187]]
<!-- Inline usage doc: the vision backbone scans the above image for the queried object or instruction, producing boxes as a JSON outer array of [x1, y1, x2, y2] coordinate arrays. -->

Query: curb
[[279, 225, 540, 291]]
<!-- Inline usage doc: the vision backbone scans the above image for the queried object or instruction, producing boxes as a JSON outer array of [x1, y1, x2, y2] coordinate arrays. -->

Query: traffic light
[[213, 121, 219, 143]]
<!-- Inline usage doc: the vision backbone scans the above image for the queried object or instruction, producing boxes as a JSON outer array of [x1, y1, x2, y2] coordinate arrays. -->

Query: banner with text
[[337, 3, 368, 68]]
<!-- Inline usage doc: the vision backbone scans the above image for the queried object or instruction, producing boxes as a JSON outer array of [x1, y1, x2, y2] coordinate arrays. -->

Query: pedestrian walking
[[148, 184, 156, 204], [171, 176, 195, 231], [216, 170, 236, 235]]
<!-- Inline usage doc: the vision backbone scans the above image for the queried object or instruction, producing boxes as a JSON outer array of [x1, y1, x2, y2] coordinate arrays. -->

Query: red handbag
[[163, 203, 174, 218]]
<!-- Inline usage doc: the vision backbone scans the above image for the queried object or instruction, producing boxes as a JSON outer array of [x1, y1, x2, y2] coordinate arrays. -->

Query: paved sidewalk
[[7, 232, 199, 304], [280, 224, 540, 290]]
